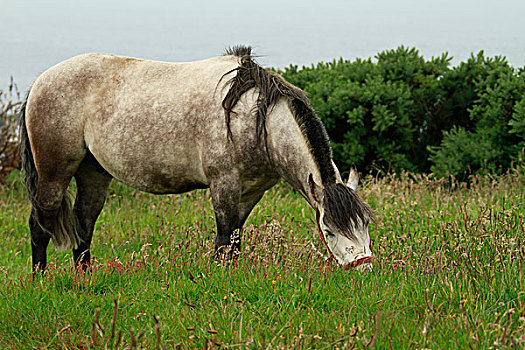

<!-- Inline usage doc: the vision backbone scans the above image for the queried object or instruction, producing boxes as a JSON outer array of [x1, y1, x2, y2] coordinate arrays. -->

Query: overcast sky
[[1, 0, 524, 92]]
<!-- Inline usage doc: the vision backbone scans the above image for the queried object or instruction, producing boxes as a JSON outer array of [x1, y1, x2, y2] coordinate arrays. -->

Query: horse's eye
[[325, 231, 335, 238]]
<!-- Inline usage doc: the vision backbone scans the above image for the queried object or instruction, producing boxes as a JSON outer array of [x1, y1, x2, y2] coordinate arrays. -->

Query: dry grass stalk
[[0, 78, 22, 182]]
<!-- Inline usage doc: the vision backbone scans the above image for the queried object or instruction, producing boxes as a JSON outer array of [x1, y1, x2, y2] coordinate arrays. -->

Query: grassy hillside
[[0, 169, 524, 348]]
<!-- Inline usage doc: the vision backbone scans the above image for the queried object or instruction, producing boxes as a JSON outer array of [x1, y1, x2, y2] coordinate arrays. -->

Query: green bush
[[282, 48, 525, 178], [429, 55, 525, 179], [283, 46, 450, 173]]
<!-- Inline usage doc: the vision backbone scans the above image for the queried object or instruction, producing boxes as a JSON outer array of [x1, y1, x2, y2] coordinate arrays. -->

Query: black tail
[[18, 93, 38, 204], [18, 91, 81, 250]]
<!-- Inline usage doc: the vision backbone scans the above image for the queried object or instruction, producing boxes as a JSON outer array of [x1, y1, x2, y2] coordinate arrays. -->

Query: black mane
[[222, 45, 336, 185], [322, 184, 373, 239]]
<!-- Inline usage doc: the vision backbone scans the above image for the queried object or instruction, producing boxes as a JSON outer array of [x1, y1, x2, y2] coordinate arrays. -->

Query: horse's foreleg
[[238, 193, 265, 229], [210, 178, 241, 259], [72, 155, 112, 269]]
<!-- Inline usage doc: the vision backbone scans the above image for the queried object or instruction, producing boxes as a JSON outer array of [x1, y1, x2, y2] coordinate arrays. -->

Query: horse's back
[[26, 53, 242, 193]]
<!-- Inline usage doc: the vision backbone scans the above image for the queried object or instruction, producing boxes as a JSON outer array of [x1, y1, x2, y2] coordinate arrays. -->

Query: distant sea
[[1, 0, 524, 93]]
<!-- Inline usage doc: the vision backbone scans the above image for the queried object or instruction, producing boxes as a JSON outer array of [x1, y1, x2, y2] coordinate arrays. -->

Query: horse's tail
[[19, 91, 80, 251], [19, 94, 36, 203]]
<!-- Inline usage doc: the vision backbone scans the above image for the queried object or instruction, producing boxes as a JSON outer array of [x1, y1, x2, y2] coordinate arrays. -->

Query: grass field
[[0, 169, 524, 349]]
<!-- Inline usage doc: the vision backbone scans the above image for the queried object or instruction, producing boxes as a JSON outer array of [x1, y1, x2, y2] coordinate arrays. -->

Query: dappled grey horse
[[19, 46, 373, 272]]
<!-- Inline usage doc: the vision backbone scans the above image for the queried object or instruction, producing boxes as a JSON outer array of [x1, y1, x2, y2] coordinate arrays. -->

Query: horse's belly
[[120, 167, 209, 195], [89, 143, 208, 194]]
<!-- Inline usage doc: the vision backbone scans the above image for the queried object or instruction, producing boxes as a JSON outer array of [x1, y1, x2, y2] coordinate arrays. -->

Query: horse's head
[[308, 169, 373, 271]]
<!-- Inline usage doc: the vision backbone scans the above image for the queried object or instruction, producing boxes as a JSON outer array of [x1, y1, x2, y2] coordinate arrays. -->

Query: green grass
[[0, 169, 524, 349]]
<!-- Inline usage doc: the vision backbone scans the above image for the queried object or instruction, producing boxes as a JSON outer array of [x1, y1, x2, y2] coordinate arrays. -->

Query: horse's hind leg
[[72, 153, 112, 268], [30, 208, 51, 272], [30, 176, 78, 272]]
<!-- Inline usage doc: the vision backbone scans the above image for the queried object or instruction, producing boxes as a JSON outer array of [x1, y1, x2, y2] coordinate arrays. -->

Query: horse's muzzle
[[344, 256, 374, 271]]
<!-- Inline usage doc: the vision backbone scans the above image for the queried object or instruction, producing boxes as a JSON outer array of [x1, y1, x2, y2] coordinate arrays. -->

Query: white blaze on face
[[319, 212, 373, 271]]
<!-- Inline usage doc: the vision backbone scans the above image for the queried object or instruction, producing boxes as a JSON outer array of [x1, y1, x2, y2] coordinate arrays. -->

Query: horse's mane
[[322, 183, 373, 239], [222, 45, 336, 185]]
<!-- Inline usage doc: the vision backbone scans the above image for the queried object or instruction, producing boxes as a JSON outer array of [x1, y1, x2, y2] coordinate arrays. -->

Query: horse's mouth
[[344, 255, 374, 271]]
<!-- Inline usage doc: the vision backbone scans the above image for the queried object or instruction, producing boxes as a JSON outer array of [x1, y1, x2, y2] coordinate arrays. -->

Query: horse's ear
[[347, 167, 359, 191], [308, 174, 324, 206]]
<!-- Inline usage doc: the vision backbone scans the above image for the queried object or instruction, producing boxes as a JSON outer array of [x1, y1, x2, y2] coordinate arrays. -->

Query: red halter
[[316, 210, 336, 260]]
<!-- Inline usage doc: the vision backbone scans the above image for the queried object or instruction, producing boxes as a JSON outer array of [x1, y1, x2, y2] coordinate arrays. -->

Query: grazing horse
[[19, 46, 373, 272]]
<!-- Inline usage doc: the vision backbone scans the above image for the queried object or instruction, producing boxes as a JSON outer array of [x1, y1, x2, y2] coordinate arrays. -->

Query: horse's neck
[[266, 100, 336, 205]]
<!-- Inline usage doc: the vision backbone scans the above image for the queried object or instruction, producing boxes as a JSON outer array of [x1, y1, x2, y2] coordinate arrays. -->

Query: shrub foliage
[[282, 47, 525, 178]]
